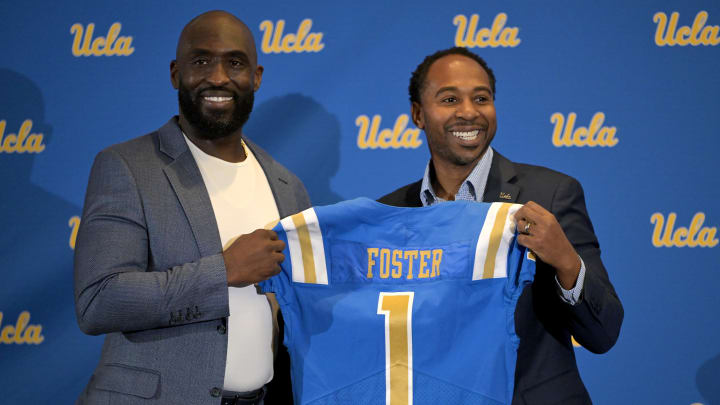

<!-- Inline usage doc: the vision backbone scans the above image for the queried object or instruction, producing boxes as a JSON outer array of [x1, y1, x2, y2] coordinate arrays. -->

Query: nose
[[206, 60, 230, 86], [455, 98, 479, 121]]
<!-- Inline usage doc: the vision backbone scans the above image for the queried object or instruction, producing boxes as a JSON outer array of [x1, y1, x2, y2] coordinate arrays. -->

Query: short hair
[[408, 47, 496, 104]]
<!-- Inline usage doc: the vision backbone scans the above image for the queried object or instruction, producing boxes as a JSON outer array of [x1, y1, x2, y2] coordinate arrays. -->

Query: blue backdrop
[[1, 1, 719, 404]]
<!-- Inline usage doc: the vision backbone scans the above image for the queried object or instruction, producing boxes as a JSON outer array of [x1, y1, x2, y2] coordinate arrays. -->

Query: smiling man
[[379, 47, 624, 404], [74, 11, 308, 404]]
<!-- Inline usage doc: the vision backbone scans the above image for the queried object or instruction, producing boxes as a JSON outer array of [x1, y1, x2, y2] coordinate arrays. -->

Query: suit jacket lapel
[[482, 151, 520, 203], [158, 118, 222, 257], [245, 139, 294, 218]]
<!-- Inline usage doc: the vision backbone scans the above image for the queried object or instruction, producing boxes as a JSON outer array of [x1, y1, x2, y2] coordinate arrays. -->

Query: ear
[[253, 65, 264, 92], [170, 60, 179, 89], [411, 101, 424, 129]]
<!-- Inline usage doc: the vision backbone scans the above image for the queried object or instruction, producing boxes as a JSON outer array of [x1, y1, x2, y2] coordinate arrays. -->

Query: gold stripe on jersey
[[290, 212, 317, 284], [483, 203, 512, 279]]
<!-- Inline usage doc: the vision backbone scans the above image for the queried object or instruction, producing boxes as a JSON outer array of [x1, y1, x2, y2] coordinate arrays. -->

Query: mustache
[[197, 86, 237, 97], [445, 119, 487, 130]]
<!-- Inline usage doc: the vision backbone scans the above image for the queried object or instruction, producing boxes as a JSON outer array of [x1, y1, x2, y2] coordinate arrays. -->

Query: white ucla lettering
[[653, 11, 720, 47], [0, 311, 44, 345], [356, 114, 422, 150], [0, 119, 46, 154], [259, 19, 324, 54], [551, 112, 618, 148], [453, 13, 521, 48], [70, 22, 135, 56], [651, 212, 719, 248]]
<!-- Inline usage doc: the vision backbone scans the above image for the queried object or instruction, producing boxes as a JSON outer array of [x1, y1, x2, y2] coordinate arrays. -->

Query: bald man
[[74, 11, 309, 404]]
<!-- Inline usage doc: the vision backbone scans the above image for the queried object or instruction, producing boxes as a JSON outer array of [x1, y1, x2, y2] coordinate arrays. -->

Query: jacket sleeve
[[74, 149, 229, 336], [551, 176, 624, 354]]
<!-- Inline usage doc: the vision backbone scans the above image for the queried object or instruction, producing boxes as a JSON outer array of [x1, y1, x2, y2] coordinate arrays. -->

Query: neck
[[179, 116, 247, 163], [430, 152, 485, 201]]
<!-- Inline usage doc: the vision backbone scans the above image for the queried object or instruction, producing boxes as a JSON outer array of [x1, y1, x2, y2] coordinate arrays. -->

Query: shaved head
[[170, 10, 263, 144], [176, 10, 258, 65]]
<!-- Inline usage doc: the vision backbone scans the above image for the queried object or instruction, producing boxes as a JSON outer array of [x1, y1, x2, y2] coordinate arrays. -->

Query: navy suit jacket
[[378, 151, 623, 405], [74, 118, 309, 404]]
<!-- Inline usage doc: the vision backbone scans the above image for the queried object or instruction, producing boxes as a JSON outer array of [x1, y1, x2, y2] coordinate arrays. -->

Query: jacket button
[[217, 324, 226, 334], [210, 387, 221, 397]]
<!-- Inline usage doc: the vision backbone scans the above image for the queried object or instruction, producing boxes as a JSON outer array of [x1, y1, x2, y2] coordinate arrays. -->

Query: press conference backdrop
[[1, 0, 718, 403]]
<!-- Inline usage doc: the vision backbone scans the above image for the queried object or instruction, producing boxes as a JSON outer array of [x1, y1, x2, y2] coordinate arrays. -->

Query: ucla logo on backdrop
[[0, 119, 45, 154], [453, 13, 520, 48], [550, 112, 618, 148], [0, 311, 44, 345], [653, 11, 719, 47], [259, 19, 324, 54], [68, 216, 81, 249], [651, 212, 718, 248], [70, 22, 135, 56], [356, 114, 422, 150]]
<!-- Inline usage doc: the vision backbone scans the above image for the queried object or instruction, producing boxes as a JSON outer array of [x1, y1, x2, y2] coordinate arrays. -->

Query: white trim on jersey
[[473, 202, 522, 280], [280, 208, 328, 285]]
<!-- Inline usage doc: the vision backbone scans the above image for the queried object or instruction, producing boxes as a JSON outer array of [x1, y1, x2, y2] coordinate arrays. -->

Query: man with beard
[[74, 11, 308, 405], [379, 47, 623, 404]]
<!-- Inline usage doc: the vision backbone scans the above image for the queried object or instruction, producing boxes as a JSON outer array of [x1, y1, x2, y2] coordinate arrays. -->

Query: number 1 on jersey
[[377, 292, 414, 405]]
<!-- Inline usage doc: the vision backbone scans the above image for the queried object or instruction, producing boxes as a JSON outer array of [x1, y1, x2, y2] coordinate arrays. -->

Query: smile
[[203, 96, 233, 102], [452, 130, 479, 140]]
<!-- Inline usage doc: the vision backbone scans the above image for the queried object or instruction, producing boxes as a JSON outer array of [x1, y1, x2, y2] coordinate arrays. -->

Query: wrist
[[556, 254, 581, 288]]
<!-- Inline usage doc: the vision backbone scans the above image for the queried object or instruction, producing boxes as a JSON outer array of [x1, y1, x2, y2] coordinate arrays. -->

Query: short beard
[[177, 84, 254, 140]]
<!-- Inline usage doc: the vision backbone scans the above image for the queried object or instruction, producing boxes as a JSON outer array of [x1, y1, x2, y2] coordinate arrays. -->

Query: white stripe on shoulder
[[472, 202, 501, 280], [492, 203, 523, 278]]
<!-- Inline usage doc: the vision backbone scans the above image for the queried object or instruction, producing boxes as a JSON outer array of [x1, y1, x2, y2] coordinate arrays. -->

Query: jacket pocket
[[93, 363, 160, 399]]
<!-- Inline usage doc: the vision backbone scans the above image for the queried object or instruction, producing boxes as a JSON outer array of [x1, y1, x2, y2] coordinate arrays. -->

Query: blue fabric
[[261, 198, 536, 405]]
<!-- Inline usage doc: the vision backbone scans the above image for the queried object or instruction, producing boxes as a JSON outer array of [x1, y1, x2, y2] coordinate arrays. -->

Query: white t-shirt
[[184, 134, 280, 391]]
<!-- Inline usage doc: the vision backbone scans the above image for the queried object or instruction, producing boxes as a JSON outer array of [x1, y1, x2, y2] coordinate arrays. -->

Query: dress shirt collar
[[420, 147, 494, 206]]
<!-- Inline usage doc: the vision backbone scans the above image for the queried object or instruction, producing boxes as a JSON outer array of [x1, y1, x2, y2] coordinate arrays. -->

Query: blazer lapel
[[482, 151, 520, 203], [158, 118, 222, 257], [244, 139, 294, 218]]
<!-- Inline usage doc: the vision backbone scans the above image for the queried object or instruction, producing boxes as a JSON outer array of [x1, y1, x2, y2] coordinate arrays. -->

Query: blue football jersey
[[260, 198, 536, 405]]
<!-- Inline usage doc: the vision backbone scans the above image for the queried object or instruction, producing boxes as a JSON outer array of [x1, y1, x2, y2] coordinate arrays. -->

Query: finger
[[267, 230, 279, 241], [516, 233, 534, 249], [515, 216, 534, 235], [524, 201, 551, 219], [270, 239, 286, 252], [274, 252, 285, 264], [513, 208, 531, 226], [513, 205, 528, 220], [516, 204, 541, 223]]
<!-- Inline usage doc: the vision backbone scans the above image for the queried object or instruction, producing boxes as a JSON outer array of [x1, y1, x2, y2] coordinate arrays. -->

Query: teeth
[[452, 130, 479, 140], [204, 96, 232, 102]]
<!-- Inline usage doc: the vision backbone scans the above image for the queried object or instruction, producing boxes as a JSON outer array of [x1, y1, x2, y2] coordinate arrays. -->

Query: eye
[[229, 59, 246, 68], [441, 96, 458, 104], [192, 57, 209, 65], [474, 95, 491, 104]]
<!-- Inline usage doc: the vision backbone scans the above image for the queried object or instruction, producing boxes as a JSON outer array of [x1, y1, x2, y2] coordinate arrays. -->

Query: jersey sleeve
[[259, 207, 330, 296], [470, 202, 536, 341], [257, 220, 291, 297], [472, 202, 524, 281]]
